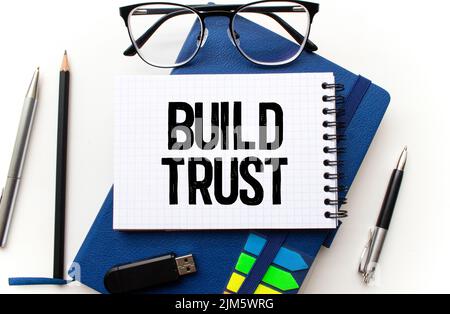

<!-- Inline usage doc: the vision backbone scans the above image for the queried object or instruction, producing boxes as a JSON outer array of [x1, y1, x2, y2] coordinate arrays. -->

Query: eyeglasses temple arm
[[261, 12, 317, 52]]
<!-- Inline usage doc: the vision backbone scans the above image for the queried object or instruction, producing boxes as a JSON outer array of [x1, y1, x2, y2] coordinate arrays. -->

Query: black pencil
[[54, 51, 70, 280]]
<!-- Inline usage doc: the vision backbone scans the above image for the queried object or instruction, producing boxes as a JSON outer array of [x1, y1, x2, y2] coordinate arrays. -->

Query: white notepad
[[114, 73, 339, 230]]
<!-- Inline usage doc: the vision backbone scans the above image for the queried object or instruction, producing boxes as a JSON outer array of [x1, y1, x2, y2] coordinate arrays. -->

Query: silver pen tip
[[363, 274, 372, 284], [26, 68, 40, 99], [396, 147, 408, 171]]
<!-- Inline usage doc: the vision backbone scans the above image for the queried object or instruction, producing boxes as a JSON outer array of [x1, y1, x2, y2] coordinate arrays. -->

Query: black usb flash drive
[[104, 254, 197, 294]]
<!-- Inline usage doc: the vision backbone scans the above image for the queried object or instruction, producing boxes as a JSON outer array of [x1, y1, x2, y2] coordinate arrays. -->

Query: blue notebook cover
[[71, 16, 390, 294]]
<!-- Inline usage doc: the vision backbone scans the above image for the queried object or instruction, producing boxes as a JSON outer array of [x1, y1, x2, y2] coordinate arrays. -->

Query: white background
[[0, 0, 448, 294]]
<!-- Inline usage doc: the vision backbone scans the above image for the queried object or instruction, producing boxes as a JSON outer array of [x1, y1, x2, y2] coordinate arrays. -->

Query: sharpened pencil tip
[[61, 51, 70, 72]]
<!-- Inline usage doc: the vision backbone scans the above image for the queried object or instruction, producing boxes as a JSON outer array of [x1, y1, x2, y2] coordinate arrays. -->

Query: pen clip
[[0, 188, 4, 205], [358, 229, 374, 275]]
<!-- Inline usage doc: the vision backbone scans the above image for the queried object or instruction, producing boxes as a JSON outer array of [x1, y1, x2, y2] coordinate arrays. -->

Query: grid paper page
[[114, 73, 338, 230]]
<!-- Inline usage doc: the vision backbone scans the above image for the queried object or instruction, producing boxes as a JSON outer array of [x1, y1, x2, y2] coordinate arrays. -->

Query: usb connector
[[176, 255, 197, 276], [105, 253, 197, 294]]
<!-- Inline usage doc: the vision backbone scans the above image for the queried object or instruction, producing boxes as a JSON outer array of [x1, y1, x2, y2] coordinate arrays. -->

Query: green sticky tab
[[235, 253, 257, 275], [262, 266, 299, 292]]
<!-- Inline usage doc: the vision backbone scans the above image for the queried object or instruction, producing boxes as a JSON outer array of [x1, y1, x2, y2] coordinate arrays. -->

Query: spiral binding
[[322, 83, 348, 220]]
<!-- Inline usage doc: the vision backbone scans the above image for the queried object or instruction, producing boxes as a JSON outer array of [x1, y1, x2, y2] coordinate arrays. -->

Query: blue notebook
[[71, 16, 390, 294]]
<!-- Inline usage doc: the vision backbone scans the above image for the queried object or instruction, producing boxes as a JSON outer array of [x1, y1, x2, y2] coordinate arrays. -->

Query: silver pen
[[358, 147, 407, 284], [0, 68, 40, 248]]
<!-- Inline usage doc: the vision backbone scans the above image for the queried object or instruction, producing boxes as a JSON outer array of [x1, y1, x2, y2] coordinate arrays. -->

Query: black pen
[[359, 147, 407, 284]]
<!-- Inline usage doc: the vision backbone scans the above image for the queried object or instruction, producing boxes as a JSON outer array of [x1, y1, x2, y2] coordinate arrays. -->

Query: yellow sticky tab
[[255, 285, 282, 295], [227, 273, 246, 293]]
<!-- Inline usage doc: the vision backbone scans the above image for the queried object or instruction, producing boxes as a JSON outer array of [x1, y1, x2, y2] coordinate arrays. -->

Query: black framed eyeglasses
[[120, 1, 319, 68]]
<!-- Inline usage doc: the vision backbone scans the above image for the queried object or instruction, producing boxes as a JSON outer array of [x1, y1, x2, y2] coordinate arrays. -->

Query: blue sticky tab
[[273, 248, 309, 272], [9, 278, 70, 286], [244, 234, 267, 256]]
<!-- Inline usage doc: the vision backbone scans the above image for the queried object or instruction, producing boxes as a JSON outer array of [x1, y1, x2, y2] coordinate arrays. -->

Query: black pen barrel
[[376, 170, 404, 230]]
